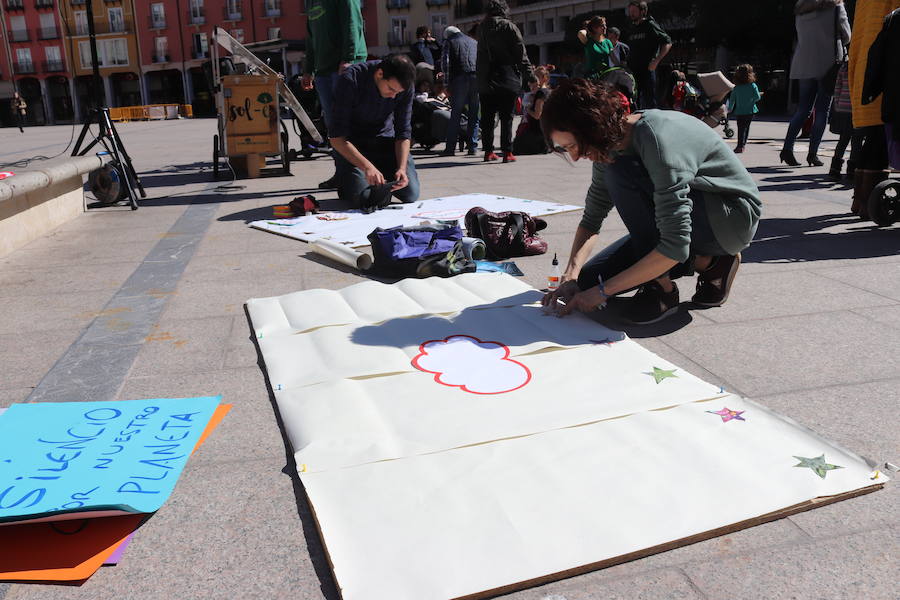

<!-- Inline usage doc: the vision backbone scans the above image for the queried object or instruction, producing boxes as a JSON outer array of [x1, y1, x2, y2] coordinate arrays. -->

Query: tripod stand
[[70, 0, 144, 210], [72, 107, 145, 211]]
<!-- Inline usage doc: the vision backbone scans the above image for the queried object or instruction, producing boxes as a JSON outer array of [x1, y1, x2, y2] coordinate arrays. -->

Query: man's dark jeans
[[634, 69, 657, 110], [577, 154, 726, 291], [334, 138, 421, 208]]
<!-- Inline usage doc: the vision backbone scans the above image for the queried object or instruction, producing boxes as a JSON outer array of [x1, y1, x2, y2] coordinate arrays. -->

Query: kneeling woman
[[541, 79, 761, 324]]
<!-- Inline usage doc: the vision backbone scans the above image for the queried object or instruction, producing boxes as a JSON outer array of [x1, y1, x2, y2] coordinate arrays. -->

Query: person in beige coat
[[780, 0, 850, 167]]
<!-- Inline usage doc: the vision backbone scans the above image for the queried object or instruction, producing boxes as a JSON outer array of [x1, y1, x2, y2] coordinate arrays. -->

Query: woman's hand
[[554, 285, 607, 317], [542, 279, 580, 310]]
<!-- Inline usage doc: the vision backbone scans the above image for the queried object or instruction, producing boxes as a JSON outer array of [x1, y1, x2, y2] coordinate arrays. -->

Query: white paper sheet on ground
[[248, 193, 581, 248], [246, 273, 887, 600], [301, 396, 883, 600], [275, 343, 724, 473], [255, 304, 638, 389], [247, 272, 536, 337]]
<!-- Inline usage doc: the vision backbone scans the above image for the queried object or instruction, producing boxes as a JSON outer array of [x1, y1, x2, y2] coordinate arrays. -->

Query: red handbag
[[464, 207, 548, 259]]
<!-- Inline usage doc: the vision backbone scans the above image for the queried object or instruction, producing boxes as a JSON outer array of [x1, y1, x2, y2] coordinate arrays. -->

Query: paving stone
[[0, 387, 30, 408], [850, 304, 900, 330], [0, 327, 84, 390], [0, 262, 141, 299], [504, 568, 703, 600], [0, 290, 114, 335], [129, 316, 234, 377], [660, 311, 900, 397], [700, 270, 892, 323], [683, 530, 899, 600], [815, 262, 900, 302]]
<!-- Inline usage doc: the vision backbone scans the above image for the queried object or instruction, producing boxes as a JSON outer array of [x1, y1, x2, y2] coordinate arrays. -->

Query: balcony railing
[[5, 0, 24, 10], [38, 26, 59, 39], [223, 6, 242, 21], [13, 61, 36, 74], [148, 15, 166, 29], [386, 0, 409, 8], [71, 0, 86, 5], [426, 0, 448, 5], [42, 59, 65, 72], [35, 0, 54, 8], [192, 49, 208, 59], [188, 10, 205, 25], [8, 29, 30, 42], [152, 54, 171, 63], [262, 2, 280, 17]]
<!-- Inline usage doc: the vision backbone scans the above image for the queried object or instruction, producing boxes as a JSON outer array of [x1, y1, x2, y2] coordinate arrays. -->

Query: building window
[[74, 10, 88, 35], [544, 18, 554, 33], [267, 26, 280, 40], [527, 21, 537, 35], [192, 32, 208, 58], [389, 16, 408, 46], [108, 7, 124, 33], [45, 45, 63, 70], [559, 16, 569, 31], [39, 12, 57, 38], [225, 0, 241, 20], [430, 13, 447, 35], [190, 0, 205, 25], [264, 0, 280, 18], [15, 48, 33, 73], [10, 15, 27, 41], [154, 36, 168, 61], [78, 38, 129, 68], [150, 3, 165, 28], [231, 28, 244, 42]]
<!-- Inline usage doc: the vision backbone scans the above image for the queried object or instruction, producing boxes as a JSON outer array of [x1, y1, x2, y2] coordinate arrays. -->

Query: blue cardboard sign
[[0, 396, 221, 523]]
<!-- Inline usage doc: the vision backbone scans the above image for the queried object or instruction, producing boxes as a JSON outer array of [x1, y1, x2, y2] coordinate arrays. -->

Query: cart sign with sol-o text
[[223, 75, 280, 156]]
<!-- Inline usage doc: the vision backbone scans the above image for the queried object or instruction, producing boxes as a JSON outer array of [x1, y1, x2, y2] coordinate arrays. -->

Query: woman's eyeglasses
[[551, 143, 579, 166]]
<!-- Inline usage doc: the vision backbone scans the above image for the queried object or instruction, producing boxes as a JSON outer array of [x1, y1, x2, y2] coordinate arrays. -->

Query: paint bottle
[[547, 253, 561, 291]]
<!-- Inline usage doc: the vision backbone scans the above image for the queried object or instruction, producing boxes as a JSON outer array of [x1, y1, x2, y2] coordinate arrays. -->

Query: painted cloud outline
[[410, 334, 532, 395]]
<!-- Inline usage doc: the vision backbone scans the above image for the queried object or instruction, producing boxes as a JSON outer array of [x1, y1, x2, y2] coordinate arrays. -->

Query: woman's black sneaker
[[624, 281, 680, 324], [692, 254, 741, 307]]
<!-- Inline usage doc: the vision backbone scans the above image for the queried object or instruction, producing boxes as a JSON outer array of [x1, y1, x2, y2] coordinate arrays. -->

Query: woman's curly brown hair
[[540, 78, 629, 163]]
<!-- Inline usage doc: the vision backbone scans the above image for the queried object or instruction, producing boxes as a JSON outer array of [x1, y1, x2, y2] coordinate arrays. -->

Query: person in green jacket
[[727, 64, 762, 153], [540, 78, 762, 324], [301, 0, 368, 189], [577, 16, 614, 79]]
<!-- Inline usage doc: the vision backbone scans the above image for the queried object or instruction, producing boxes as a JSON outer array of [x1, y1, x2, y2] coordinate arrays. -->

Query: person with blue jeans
[[780, 0, 850, 167], [301, 0, 368, 189], [441, 26, 479, 156], [329, 55, 420, 208], [540, 79, 761, 325]]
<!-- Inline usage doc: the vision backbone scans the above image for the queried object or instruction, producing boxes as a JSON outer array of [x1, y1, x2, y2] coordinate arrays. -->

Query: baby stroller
[[411, 95, 471, 152], [674, 71, 735, 139], [867, 124, 900, 227]]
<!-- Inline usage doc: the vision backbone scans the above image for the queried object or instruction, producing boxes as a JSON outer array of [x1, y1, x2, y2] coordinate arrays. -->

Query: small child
[[727, 64, 762, 153]]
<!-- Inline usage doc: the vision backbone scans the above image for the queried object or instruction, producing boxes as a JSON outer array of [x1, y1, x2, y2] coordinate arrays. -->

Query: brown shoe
[[692, 254, 741, 307]]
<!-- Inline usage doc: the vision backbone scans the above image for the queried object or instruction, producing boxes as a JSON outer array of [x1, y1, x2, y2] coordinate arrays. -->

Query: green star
[[793, 454, 843, 479], [647, 366, 678, 384]]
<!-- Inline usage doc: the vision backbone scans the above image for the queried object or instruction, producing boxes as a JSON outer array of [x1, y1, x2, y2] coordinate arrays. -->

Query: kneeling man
[[330, 54, 421, 207]]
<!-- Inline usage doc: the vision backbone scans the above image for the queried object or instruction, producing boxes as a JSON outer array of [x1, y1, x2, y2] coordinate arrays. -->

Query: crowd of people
[[299, 0, 896, 324]]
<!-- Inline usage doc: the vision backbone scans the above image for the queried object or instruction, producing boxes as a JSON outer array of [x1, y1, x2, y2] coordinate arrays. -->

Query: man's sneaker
[[467, 147, 477, 156], [502, 151, 517, 163], [624, 281, 680, 325], [440, 148, 455, 157], [692, 254, 741, 307], [484, 152, 499, 162], [318, 175, 338, 189]]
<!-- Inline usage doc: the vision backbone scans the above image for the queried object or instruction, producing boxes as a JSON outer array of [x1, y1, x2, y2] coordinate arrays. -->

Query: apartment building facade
[[1, 0, 381, 126], [1, 0, 73, 125], [377, 0, 452, 58]]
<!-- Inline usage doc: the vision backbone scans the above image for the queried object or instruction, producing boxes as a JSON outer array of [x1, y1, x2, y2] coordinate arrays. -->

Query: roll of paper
[[311, 238, 373, 271]]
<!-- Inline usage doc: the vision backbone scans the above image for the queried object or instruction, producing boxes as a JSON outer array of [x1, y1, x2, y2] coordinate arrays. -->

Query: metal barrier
[[108, 104, 193, 122]]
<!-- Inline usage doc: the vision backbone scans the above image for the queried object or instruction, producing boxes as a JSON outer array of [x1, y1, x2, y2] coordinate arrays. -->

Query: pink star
[[707, 407, 746, 422]]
